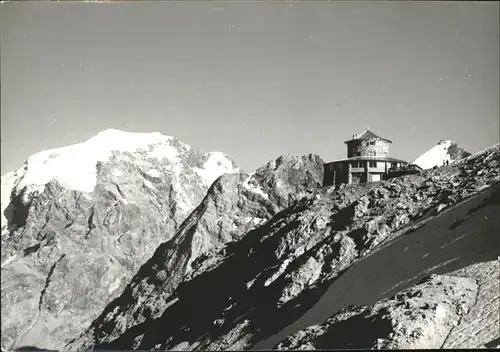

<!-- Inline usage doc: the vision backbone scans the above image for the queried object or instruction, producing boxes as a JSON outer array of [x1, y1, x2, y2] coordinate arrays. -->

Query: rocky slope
[[276, 261, 499, 350], [0, 129, 240, 350], [67, 153, 324, 350], [410, 140, 471, 170], [70, 144, 499, 350]]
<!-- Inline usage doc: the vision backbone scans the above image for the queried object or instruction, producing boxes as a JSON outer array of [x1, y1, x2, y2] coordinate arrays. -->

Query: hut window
[[369, 161, 376, 167]]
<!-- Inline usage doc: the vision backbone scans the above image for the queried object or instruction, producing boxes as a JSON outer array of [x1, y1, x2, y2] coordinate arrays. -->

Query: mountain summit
[[410, 140, 471, 170], [0, 129, 240, 350], [1, 129, 239, 236]]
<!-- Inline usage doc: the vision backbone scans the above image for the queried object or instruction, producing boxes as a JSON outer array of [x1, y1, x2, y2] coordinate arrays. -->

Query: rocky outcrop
[[276, 273, 480, 350], [67, 153, 325, 350], [0, 131, 240, 350], [277, 260, 499, 350], [71, 144, 499, 351], [441, 261, 500, 349]]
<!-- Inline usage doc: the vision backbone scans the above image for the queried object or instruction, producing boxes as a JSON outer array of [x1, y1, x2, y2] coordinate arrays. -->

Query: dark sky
[[1, 1, 498, 174]]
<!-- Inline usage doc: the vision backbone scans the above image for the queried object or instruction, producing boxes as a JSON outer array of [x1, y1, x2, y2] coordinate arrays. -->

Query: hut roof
[[344, 129, 392, 144]]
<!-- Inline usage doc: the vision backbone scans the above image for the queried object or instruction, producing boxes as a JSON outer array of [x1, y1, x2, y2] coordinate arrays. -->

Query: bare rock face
[[67, 153, 325, 350], [0, 131, 240, 350], [71, 144, 499, 351], [441, 261, 500, 349]]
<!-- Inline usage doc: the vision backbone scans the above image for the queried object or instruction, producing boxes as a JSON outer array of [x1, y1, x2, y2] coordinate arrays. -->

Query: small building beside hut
[[323, 129, 409, 186]]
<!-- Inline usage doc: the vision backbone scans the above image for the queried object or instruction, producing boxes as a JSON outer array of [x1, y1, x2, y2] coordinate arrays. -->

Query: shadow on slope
[[311, 308, 393, 350], [16, 346, 57, 352], [255, 181, 500, 349], [89, 183, 385, 350], [3, 188, 33, 233], [67, 154, 328, 350], [485, 337, 500, 349], [93, 199, 321, 350]]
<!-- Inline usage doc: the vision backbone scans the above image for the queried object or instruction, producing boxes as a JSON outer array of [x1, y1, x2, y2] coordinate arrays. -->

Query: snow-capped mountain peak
[[0, 129, 239, 232], [7, 129, 179, 193], [410, 140, 470, 170]]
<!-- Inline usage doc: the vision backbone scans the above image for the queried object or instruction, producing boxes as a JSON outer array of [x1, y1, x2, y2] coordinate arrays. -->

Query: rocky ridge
[[67, 153, 324, 349], [72, 144, 499, 350]]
